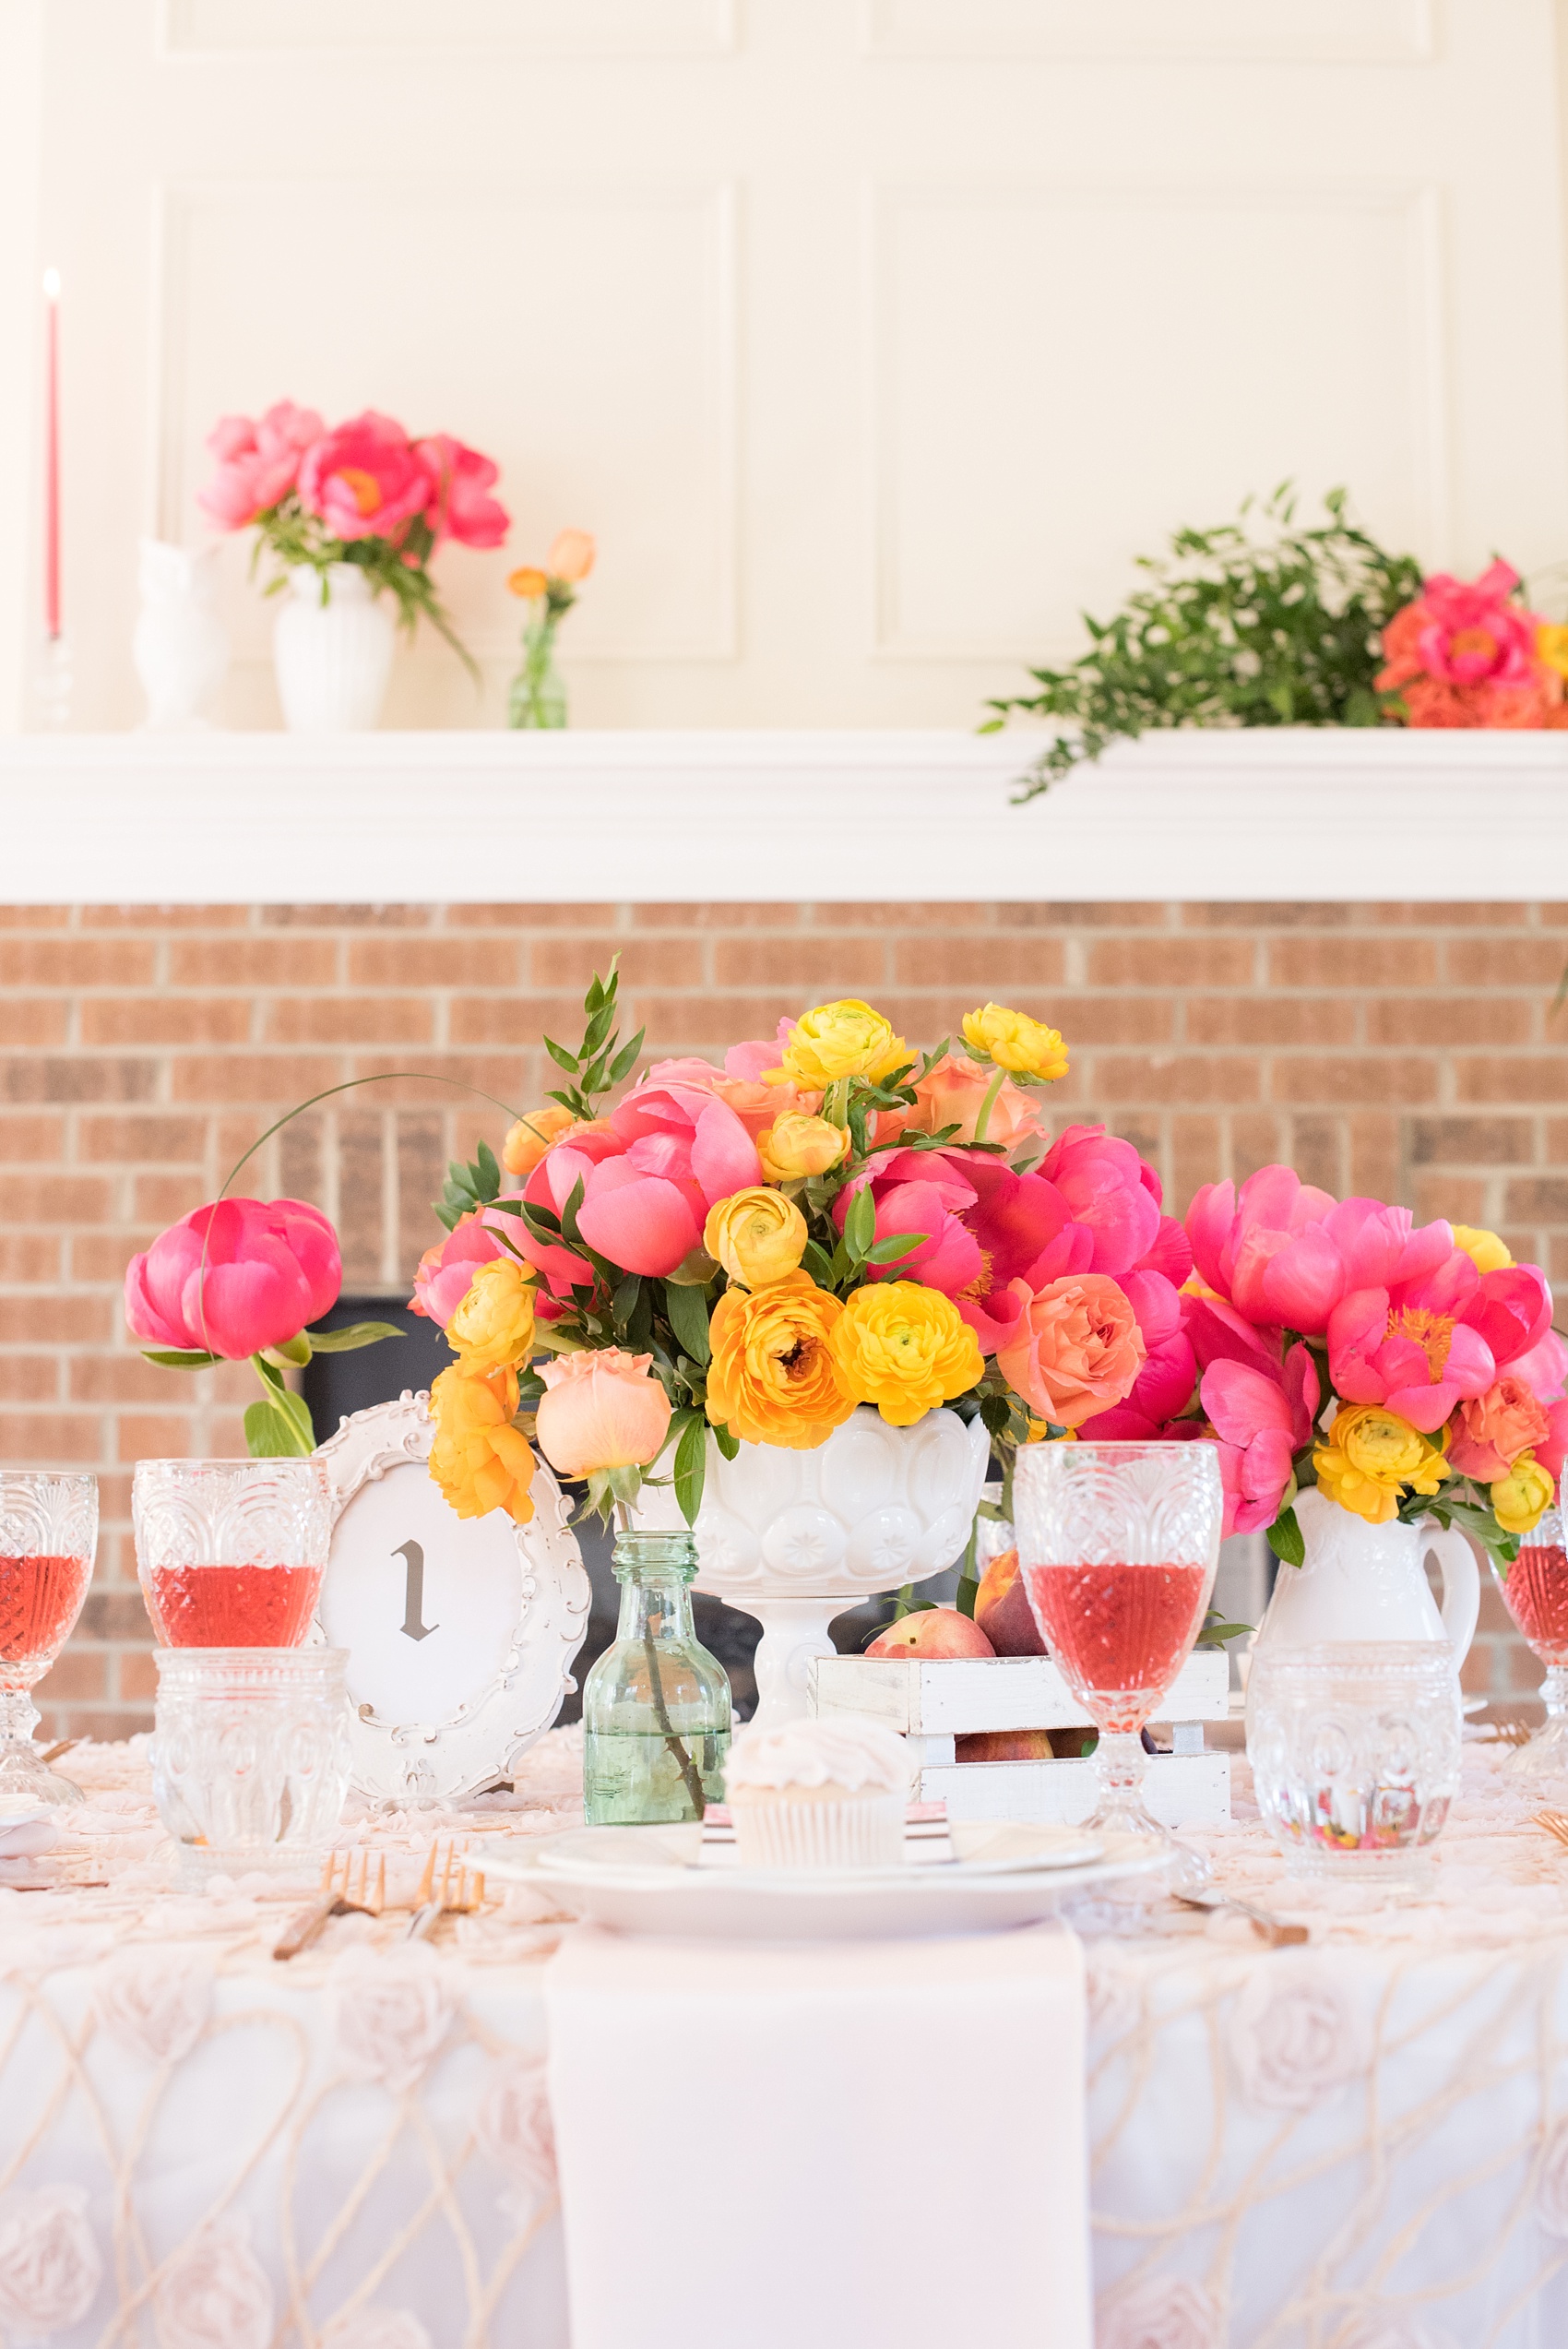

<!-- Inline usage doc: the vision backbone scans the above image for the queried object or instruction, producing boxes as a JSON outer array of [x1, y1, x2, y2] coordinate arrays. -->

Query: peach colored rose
[[0, 2185, 101, 2337], [548, 528, 596, 582], [535, 1348, 672, 1479], [154, 2220, 272, 2349], [93, 1947, 213, 2066], [1447, 1374, 1551, 1483], [995, 1273, 1146, 1428], [893, 1051, 1048, 1151]]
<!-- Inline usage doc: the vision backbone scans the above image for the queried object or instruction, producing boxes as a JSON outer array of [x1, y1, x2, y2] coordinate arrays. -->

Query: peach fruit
[[973, 1547, 1046, 1658], [866, 1607, 995, 1660]]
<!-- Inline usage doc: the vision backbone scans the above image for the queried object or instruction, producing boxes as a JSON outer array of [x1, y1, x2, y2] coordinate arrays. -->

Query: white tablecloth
[[0, 1734, 1565, 2347]]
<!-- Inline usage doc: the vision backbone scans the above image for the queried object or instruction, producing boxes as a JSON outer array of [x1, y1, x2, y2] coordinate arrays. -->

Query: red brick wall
[[3, 897, 1563, 1735]]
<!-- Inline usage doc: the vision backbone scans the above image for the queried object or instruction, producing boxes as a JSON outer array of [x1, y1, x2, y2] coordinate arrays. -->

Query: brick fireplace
[[3, 893, 1562, 1736]]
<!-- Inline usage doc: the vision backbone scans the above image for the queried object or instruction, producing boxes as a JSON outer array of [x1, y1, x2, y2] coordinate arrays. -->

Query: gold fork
[[1534, 1809, 1568, 1850], [1486, 1721, 1534, 1747], [406, 1839, 486, 1940], [273, 1848, 386, 1961]]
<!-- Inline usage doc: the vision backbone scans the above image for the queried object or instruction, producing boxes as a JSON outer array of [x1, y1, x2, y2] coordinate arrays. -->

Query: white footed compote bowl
[[638, 1406, 990, 1731]]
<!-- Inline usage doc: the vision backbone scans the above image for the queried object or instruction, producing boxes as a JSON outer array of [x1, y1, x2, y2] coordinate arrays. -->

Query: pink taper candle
[[42, 269, 60, 640]]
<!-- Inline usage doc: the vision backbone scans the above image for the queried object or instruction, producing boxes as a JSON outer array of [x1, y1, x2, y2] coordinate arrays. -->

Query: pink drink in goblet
[[1492, 1503, 1568, 1783], [133, 1460, 332, 1650], [0, 1471, 98, 1806], [1014, 1440, 1223, 1888]]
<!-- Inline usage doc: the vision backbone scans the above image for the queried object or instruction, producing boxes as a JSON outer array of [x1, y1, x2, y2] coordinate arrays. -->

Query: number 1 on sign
[[393, 1540, 439, 1642]]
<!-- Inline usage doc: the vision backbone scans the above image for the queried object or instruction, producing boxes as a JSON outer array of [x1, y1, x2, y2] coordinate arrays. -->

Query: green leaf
[[801, 1239, 837, 1288], [264, 1332, 314, 1367], [559, 1174, 586, 1245], [673, 1412, 708, 1526], [866, 1231, 927, 1266], [609, 1027, 646, 1083], [664, 1280, 712, 1368], [1266, 1505, 1305, 1568], [244, 1389, 314, 1458], [612, 1274, 642, 1328], [543, 1036, 580, 1073], [713, 1424, 740, 1461], [306, 1321, 405, 1353], [843, 1184, 876, 1262], [140, 1347, 220, 1372], [1197, 1618, 1253, 1647], [474, 1139, 502, 1198]]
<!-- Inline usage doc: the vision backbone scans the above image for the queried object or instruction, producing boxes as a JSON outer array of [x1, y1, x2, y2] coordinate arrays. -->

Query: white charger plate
[[482, 1820, 1166, 1939]]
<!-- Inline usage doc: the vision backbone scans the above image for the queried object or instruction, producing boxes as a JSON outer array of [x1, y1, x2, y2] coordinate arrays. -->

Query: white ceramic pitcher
[[1253, 1484, 1479, 1663]]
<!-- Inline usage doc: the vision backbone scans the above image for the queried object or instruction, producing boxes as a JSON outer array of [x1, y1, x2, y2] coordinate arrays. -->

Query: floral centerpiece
[[410, 963, 1201, 1531], [199, 400, 509, 671], [1376, 559, 1568, 731], [1177, 1167, 1566, 1565], [506, 530, 596, 729]]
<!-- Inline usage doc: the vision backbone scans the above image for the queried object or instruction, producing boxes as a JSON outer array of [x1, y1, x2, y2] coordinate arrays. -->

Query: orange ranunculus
[[502, 1105, 578, 1178], [1448, 1375, 1552, 1485], [534, 1348, 671, 1479], [706, 1270, 854, 1449], [830, 1282, 983, 1426], [507, 566, 549, 600], [893, 1051, 1048, 1151], [428, 1363, 536, 1524], [548, 529, 596, 584], [995, 1273, 1146, 1429]]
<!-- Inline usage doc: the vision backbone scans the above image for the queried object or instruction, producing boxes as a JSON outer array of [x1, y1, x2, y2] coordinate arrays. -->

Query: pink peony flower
[[638, 1047, 822, 1141], [1186, 1166, 1453, 1339], [1038, 1124, 1180, 1279], [1200, 1346, 1320, 1536], [541, 1077, 764, 1276], [197, 400, 324, 531], [414, 433, 510, 549], [836, 1147, 1088, 1346], [410, 1210, 505, 1328], [535, 1349, 672, 1478], [995, 1271, 1146, 1427], [125, 1196, 339, 1359], [1415, 561, 1539, 686], [1327, 1243, 1496, 1434], [298, 411, 433, 543]]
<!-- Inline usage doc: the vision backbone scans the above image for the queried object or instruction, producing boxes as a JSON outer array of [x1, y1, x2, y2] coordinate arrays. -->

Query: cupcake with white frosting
[[722, 1717, 913, 1869]]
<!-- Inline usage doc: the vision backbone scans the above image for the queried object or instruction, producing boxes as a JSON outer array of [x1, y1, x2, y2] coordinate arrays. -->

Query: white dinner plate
[[482, 1821, 1166, 1939]]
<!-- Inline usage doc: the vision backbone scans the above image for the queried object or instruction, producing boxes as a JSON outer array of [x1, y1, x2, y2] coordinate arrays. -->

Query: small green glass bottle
[[507, 614, 568, 729], [583, 1529, 731, 1824]]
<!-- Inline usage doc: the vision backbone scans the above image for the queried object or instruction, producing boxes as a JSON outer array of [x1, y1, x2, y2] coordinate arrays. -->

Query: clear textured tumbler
[[1013, 1440, 1223, 1885], [1247, 1640, 1461, 1876], [151, 1645, 352, 1881], [133, 1458, 333, 1647], [0, 1471, 97, 1806]]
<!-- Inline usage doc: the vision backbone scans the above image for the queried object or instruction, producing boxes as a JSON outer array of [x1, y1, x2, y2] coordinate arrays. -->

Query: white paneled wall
[[4, 0, 1566, 729]]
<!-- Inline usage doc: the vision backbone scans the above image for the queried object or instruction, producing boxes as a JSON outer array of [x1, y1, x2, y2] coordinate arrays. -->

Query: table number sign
[[314, 1390, 590, 1806]]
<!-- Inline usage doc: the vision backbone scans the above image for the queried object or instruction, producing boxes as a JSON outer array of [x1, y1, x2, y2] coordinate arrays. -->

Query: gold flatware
[[40, 1737, 79, 1766], [1483, 1720, 1533, 1747], [406, 1839, 486, 1940], [272, 1848, 386, 1961], [1172, 1888, 1309, 1947], [1535, 1809, 1568, 1850]]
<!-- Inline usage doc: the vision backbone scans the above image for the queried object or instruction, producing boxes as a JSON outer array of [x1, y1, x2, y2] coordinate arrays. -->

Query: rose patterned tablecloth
[[1, 1733, 1566, 2348]]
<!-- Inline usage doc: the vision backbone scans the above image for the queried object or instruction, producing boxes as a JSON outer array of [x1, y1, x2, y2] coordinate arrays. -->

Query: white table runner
[[545, 1920, 1090, 2349]]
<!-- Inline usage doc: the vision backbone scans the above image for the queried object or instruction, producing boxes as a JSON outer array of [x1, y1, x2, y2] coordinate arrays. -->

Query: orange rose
[[1448, 1375, 1552, 1485], [548, 529, 596, 584], [502, 1105, 578, 1177], [995, 1273, 1146, 1428], [507, 566, 549, 600], [893, 1051, 1048, 1151]]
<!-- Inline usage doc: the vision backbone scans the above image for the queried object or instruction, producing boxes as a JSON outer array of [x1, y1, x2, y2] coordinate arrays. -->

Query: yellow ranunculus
[[1538, 622, 1568, 682], [757, 1112, 851, 1183], [1492, 1449, 1555, 1535], [503, 1105, 577, 1178], [428, 1363, 536, 1524], [1313, 1403, 1450, 1527], [706, 1270, 854, 1449], [507, 566, 550, 601], [446, 1255, 537, 1377], [1451, 1223, 1514, 1275], [830, 1282, 984, 1428], [960, 1002, 1069, 1080], [768, 1000, 909, 1091], [703, 1186, 810, 1290]]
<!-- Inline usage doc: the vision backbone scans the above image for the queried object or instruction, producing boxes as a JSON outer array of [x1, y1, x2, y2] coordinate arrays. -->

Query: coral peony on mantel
[[1, 727, 1565, 903]]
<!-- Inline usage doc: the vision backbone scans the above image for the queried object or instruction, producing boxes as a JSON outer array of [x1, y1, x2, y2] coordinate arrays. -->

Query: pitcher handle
[[1419, 1518, 1480, 1663]]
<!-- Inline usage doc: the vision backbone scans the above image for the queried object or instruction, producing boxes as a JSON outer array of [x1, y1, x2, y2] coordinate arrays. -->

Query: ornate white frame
[[314, 1389, 591, 1806]]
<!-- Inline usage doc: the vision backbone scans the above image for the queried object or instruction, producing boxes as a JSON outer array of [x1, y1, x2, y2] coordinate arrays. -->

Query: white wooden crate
[[808, 1651, 1232, 1828]]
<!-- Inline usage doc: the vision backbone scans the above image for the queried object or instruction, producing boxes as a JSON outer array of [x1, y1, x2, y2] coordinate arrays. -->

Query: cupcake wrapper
[[732, 1790, 907, 1871]]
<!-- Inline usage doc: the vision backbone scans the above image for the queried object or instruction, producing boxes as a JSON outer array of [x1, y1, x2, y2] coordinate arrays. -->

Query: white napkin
[[545, 1922, 1090, 2349], [0, 1812, 60, 1867]]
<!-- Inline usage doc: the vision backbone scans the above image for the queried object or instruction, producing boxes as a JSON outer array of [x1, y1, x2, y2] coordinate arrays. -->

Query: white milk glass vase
[[272, 563, 395, 733], [1252, 1485, 1479, 1663]]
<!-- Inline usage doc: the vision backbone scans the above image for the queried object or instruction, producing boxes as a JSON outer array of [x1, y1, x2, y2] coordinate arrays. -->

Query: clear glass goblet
[[1013, 1440, 1223, 1892], [1491, 1504, 1568, 1784], [0, 1471, 98, 1806]]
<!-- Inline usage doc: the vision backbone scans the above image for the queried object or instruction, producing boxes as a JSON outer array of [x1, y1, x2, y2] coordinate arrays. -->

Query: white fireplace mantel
[[1, 728, 1565, 903]]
